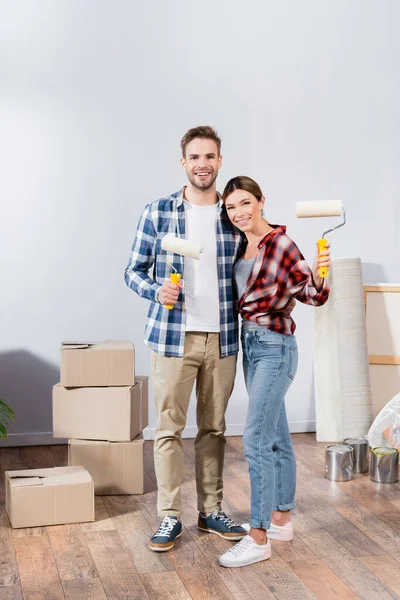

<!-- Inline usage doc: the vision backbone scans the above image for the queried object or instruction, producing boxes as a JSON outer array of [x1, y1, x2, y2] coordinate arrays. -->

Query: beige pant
[[152, 332, 237, 517]]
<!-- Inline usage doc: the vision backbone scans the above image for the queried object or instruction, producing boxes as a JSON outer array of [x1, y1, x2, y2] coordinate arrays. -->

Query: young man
[[125, 126, 246, 551]]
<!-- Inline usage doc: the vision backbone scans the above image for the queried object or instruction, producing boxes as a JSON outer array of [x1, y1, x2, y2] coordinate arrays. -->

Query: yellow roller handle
[[165, 272, 182, 310], [317, 238, 329, 279]]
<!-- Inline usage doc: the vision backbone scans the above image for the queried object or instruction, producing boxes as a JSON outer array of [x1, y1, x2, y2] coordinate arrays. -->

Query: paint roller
[[296, 200, 346, 278], [160, 235, 203, 309]]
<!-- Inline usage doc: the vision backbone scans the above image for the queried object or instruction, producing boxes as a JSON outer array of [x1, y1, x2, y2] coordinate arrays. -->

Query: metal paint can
[[343, 437, 369, 473], [325, 444, 354, 481], [370, 447, 399, 483]]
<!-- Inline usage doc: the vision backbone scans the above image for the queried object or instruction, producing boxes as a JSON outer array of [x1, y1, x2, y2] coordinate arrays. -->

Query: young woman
[[218, 176, 331, 568]]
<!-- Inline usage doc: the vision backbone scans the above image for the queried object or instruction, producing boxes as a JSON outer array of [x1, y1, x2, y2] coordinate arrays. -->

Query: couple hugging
[[125, 125, 330, 568]]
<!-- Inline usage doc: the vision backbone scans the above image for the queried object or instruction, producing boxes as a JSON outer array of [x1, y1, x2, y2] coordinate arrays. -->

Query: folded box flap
[[69, 438, 106, 446], [104, 340, 134, 349], [93, 340, 134, 351], [61, 340, 133, 351], [7, 466, 89, 481], [9, 477, 44, 487], [43, 471, 93, 485], [61, 342, 95, 349]]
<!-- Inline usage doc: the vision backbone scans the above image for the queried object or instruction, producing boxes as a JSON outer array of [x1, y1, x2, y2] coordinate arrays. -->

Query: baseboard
[[289, 420, 316, 434], [142, 420, 316, 440], [0, 421, 316, 446]]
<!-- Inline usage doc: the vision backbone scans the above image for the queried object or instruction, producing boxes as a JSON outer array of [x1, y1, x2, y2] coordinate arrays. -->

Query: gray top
[[234, 255, 256, 300]]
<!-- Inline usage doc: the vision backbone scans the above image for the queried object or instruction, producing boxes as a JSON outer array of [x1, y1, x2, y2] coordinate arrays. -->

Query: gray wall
[[1, 0, 399, 445]]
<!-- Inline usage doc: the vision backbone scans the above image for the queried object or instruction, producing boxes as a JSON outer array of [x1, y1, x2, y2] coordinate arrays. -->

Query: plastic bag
[[367, 392, 400, 450]]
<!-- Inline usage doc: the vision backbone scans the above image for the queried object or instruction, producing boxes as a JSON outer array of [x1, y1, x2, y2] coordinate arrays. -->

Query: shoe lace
[[229, 536, 254, 557], [155, 517, 177, 537], [212, 510, 240, 527]]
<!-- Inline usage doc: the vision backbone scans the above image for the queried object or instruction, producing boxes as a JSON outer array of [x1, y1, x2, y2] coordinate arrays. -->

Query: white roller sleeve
[[296, 200, 343, 218], [161, 235, 203, 260], [314, 257, 373, 441]]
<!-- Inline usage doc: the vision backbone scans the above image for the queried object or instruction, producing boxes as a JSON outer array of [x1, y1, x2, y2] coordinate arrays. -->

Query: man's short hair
[[180, 126, 221, 157]]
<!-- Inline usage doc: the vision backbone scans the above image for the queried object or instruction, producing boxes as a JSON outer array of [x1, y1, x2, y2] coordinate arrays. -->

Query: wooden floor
[[1, 435, 400, 600]]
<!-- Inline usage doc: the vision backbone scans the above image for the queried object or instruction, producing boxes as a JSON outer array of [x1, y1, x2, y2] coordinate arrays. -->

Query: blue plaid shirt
[[124, 188, 242, 357]]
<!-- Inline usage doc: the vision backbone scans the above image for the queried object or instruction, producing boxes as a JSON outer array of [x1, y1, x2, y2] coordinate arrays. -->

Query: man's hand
[[158, 279, 183, 306], [312, 241, 331, 290]]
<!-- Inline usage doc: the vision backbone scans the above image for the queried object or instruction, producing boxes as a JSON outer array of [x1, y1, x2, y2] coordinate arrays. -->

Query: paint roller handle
[[317, 239, 329, 278], [165, 272, 182, 310]]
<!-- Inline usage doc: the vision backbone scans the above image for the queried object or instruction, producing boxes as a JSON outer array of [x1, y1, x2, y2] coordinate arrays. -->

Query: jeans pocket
[[256, 330, 282, 348], [288, 345, 298, 380]]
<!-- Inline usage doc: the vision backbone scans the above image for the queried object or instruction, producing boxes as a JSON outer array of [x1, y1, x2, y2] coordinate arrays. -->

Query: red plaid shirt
[[238, 225, 330, 334]]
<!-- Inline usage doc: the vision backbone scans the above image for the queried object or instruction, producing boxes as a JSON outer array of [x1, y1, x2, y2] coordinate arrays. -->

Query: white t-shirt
[[184, 200, 220, 332]]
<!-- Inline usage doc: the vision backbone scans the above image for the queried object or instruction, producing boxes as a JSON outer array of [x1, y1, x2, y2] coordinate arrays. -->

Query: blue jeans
[[241, 321, 298, 530]]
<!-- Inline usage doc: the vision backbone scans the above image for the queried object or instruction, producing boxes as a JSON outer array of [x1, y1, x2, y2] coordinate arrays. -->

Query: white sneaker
[[241, 521, 293, 541], [219, 535, 271, 568]]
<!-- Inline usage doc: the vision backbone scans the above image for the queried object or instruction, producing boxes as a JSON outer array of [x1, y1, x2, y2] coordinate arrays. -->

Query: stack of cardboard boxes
[[5, 340, 148, 529], [54, 340, 148, 495]]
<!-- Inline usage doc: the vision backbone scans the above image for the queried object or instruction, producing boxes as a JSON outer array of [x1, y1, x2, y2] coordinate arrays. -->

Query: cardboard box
[[68, 435, 144, 495], [5, 466, 94, 528], [60, 340, 135, 387], [52, 378, 148, 442]]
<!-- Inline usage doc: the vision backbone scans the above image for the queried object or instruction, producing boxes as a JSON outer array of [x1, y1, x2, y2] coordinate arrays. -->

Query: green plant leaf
[[0, 399, 15, 438], [0, 399, 14, 416]]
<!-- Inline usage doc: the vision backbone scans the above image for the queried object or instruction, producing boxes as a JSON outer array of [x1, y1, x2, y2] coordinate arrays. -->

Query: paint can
[[325, 444, 354, 481], [370, 447, 399, 483], [343, 437, 369, 473]]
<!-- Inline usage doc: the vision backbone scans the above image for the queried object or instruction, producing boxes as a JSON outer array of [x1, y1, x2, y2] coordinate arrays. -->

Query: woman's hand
[[312, 241, 331, 290]]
